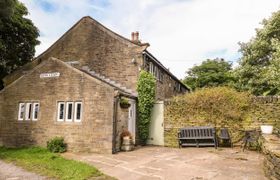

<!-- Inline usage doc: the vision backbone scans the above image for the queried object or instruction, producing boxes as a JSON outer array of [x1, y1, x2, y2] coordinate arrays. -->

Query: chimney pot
[[135, 31, 139, 41], [131, 32, 135, 41]]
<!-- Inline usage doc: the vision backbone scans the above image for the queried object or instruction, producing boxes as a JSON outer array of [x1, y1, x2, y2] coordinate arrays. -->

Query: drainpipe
[[112, 92, 119, 154]]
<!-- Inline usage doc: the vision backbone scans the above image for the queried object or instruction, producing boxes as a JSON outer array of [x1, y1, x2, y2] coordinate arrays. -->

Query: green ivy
[[137, 70, 156, 144]]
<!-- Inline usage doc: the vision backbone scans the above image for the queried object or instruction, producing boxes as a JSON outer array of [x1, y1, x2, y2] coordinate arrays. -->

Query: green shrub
[[165, 87, 253, 144], [136, 70, 156, 144], [120, 97, 130, 108], [47, 137, 67, 153]]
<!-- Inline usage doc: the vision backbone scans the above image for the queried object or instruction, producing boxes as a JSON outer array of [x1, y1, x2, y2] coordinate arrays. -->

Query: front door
[[128, 99, 136, 142]]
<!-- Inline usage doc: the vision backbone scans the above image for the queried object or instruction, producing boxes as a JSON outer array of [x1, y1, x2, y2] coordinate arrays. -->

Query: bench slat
[[178, 126, 217, 148]]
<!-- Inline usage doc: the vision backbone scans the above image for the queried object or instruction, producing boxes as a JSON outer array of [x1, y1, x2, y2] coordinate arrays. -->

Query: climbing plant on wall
[[137, 70, 156, 144]]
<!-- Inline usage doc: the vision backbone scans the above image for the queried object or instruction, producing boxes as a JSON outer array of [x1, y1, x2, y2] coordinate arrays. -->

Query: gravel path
[[0, 160, 47, 180]]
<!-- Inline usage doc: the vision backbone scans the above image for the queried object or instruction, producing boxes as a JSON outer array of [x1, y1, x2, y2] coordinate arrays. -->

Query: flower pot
[[120, 103, 131, 108], [121, 136, 134, 151], [260, 125, 273, 134]]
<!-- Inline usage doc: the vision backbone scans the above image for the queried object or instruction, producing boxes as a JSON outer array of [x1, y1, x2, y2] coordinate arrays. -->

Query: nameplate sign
[[40, 72, 60, 78]]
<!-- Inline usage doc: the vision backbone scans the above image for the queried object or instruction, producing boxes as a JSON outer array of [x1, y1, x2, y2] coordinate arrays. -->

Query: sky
[[20, 0, 280, 79]]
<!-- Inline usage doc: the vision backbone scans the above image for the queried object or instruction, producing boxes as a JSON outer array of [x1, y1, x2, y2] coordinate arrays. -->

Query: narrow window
[[32, 103, 39, 121], [160, 71, 164, 82], [66, 102, 73, 122], [154, 66, 157, 78], [149, 62, 154, 74], [18, 103, 25, 121], [25, 103, 32, 120], [74, 102, 82, 122], [57, 102, 65, 121]]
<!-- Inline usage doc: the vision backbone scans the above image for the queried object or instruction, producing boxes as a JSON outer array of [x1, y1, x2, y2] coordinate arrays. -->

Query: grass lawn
[[0, 146, 114, 180]]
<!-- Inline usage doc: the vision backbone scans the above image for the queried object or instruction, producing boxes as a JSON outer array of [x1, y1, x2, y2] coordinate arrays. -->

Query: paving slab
[[64, 146, 267, 180]]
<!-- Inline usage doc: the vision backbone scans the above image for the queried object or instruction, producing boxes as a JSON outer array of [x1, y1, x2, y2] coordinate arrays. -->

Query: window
[[154, 66, 158, 78], [57, 102, 65, 122], [57, 101, 83, 122], [18, 103, 25, 121], [74, 102, 82, 122], [159, 70, 164, 82], [66, 102, 74, 122], [25, 103, 32, 120], [32, 103, 39, 121], [149, 62, 154, 74], [18, 102, 40, 121]]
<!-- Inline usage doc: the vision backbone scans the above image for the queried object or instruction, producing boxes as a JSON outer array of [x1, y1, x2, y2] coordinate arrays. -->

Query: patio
[[64, 146, 266, 180]]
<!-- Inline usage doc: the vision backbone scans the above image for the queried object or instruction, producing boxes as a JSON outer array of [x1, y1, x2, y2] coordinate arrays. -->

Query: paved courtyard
[[64, 146, 266, 180]]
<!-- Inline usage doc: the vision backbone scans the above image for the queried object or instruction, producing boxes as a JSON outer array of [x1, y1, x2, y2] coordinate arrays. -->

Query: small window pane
[[32, 103, 39, 121], [57, 102, 65, 121], [25, 103, 32, 120], [18, 103, 25, 120], [66, 102, 73, 122], [74, 102, 82, 122]]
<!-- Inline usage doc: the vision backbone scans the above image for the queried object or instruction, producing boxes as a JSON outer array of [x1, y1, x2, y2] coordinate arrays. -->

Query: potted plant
[[260, 121, 274, 134], [120, 97, 131, 108], [120, 130, 134, 151]]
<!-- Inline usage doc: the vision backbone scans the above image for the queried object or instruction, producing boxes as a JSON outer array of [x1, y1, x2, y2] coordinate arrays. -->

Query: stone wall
[[251, 96, 280, 130], [0, 92, 3, 146], [0, 58, 115, 153], [164, 96, 280, 147], [36, 17, 145, 92], [262, 135, 280, 180], [4, 17, 187, 101]]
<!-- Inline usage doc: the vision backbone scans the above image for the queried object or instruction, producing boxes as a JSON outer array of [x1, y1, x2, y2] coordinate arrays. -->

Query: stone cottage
[[0, 16, 189, 153]]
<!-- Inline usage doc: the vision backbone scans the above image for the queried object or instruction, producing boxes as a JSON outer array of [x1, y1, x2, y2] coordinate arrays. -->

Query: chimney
[[135, 31, 139, 41], [131, 31, 140, 42], [131, 32, 135, 41]]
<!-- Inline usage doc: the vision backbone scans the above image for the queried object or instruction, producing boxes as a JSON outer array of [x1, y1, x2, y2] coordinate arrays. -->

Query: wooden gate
[[147, 101, 164, 146]]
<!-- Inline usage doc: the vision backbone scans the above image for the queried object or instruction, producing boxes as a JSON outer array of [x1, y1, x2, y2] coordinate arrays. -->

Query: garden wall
[[262, 134, 280, 180], [164, 96, 280, 147]]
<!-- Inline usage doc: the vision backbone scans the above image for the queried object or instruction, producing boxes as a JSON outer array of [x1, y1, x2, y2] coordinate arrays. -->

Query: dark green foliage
[[47, 137, 67, 153], [183, 58, 234, 90], [236, 9, 280, 95], [0, 0, 40, 89], [136, 70, 156, 143]]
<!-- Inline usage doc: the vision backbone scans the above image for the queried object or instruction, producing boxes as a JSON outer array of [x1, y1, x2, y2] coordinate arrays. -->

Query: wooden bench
[[178, 126, 217, 148]]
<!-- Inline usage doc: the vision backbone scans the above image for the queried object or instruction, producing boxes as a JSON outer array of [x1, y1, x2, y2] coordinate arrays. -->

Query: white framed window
[[149, 62, 154, 74], [18, 103, 25, 121], [74, 102, 82, 122], [66, 102, 74, 122], [57, 102, 65, 121], [32, 103, 39, 121], [25, 103, 32, 120]]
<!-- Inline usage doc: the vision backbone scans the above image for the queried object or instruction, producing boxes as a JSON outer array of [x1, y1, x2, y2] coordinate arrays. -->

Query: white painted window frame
[[74, 102, 82, 122], [65, 102, 74, 122], [57, 102, 65, 122], [32, 103, 39, 121], [149, 62, 154, 74], [25, 103, 32, 121], [18, 103, 25, 121]]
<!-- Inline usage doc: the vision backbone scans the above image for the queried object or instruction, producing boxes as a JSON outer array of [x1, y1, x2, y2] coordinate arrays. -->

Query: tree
[[0, 0, 40, 89], [183, 58, 234, 90], [235, 9, 280, 95]]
